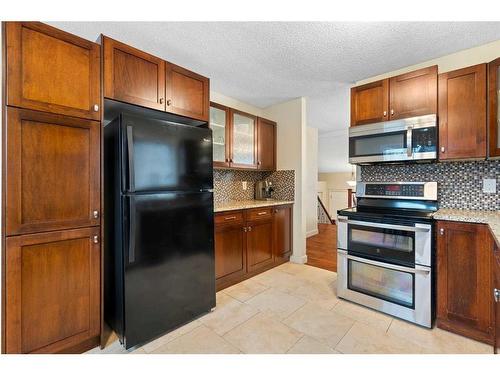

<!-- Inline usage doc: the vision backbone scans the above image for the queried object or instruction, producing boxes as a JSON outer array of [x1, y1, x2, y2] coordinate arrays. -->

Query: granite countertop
[[433, 208, 500, 247], [214, 199, 294, 213]]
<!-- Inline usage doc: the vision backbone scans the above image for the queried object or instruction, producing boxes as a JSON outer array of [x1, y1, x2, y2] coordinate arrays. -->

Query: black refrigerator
[[104, 112, 215, 349]]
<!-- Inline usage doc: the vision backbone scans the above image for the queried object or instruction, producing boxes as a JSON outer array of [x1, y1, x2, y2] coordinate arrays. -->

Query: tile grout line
[[333, 320, 357, 352]]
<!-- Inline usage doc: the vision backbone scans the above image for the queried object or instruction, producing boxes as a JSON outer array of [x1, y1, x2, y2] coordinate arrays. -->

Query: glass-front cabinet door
[[489, 58, 500, 158], [209, 103, 230, 167], [230, 109, 257, 168]]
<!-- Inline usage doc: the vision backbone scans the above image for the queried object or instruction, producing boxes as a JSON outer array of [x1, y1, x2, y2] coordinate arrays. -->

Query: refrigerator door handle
[[129, 195, 136, 263], [126, 125, 135, 192]]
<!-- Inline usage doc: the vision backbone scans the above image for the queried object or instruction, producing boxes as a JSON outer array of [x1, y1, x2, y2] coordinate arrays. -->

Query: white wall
[[305, 127, 318, 238], [0, 24, 3, 349], [264, 98, 308, 264], [210, 91, 265, 117]]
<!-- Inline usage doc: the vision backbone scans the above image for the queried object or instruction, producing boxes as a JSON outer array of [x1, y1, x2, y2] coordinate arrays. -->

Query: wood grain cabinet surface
[[103, 36, 166, 111], [257, 117, 277, 171], [494, 243, 500, 353], [214, 204, 293, 290], [438, 64, 487, 160], [350, 79, 389, 126], [5, 228, 101, 354], [436, 221, 494, 345], [5, 108, 101, 235], [488, 57, 500, 158], [6, 22, 101, 120]]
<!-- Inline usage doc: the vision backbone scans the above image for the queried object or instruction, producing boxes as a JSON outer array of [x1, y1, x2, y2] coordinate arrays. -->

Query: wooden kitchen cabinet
[[350, 79, 389, 126], [214, 204, 293, 291], [438, 64, 487, 160], [389, 66, 437, 120], [103, 36, 166, 111], [5, 108, 101, 235], [5, 227, 101, 353], [230, 109, 258, 169], [488, 57, 500, 158], [436, 221, 494, 344], [166, 62, 209, 121], [494, 242, 500, 353], [210, 102, 231, 168], [5, 22, 101, 121], [257, 117, 277, 170]]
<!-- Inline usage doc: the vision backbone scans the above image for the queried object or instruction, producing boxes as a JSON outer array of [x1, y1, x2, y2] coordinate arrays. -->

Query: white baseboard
[[289, 254, 308, 264], [306, 229, 319, 238]]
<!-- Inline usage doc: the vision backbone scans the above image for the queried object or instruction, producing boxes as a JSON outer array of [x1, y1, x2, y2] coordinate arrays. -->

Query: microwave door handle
[[406, 126, 413, 157], [337, 218, 430, 232]]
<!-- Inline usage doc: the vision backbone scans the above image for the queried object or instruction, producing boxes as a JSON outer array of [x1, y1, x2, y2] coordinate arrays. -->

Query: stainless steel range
[[337, 181, 437, 328]]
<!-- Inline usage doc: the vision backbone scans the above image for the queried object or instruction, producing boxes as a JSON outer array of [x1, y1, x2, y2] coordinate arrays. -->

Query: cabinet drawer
[[246, 207, 273, 221], [215, 211, 244, 225]]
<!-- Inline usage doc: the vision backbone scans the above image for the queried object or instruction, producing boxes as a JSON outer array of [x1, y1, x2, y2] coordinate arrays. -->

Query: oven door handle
[[337, 218, 430, 232], [340, 250, 431, 275]]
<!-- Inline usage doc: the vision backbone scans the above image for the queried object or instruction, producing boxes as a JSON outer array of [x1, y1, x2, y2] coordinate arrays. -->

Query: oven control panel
[[357, 182, 437, 200]]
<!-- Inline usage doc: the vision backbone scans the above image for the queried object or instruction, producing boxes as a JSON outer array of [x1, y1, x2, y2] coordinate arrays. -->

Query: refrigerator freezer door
[[122, 191, 215, 349], [121, 114, 213, 193]]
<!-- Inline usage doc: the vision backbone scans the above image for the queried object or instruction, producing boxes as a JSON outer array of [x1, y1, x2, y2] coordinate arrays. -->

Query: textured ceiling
[[50, 22, 500, 133]]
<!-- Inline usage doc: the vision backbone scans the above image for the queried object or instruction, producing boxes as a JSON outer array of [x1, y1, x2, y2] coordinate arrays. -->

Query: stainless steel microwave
[[349, 114, 437, 164]]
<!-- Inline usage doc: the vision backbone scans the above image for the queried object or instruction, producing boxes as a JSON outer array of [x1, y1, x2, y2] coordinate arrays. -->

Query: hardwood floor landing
[[306, 223, 337, 272]]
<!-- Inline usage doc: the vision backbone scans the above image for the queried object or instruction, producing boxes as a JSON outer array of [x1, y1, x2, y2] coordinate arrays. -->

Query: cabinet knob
[[159, 98, 164, 104], [225, 158, 229, 162], [439, 228, 444, 236], [440, 146, 445, 153], [93, 210, 100, 219], [230, 158, 233, 163], [494, 288, 500, 303], [390, 109, 394, 116], [383, 110, 387, 117], [167, 99, 172, 106], [93, 235, 99, 244], [93, 104, 99, 112], [257, 161, 261, 165], [243, 227, 248, 232]]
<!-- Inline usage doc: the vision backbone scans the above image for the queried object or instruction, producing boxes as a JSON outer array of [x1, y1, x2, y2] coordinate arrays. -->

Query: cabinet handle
[[159, 98, 164, 104], [167, 99, 172, 106], [439, 228, 444, 236], [93, 235, 99, 244], [257, 161, 261, 165], [93, 210, 100, 219], [243, 227, 248, 232], [494, 288, 500, 303], [383, 110, 387, 117], [440, 146, 445, 153], [224, 216, 237, 221], [257, 211, 267, 216], [225, 158, 229, 162], [390, 109, 394, 116], [93, 104, 99, 112], [230, 158, 233, 163], [248, 226, 252, 232]]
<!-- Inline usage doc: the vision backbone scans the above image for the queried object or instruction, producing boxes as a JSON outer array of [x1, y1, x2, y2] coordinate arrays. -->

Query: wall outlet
[[482, 178, 497, 194], [242, 181, 247, 190]]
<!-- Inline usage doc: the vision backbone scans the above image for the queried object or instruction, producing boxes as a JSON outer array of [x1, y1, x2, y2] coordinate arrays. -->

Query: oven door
[[337, 216, 432, 267], [337, 250, 432, 328]]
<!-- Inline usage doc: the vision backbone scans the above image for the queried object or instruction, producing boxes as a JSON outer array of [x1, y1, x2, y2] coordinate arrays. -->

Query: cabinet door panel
[[247, 219, 274, 272], [166, 63, 209, 121], [273, 205, 293, 259], [436, 221, 493, 343], [488, 58, 500, 158], [494, 245, 500, 353], [438, 64, 487, 160], [215, 224, 246, 280], [230, 109, 258, 169], [6, 22, 100, 120], [210, 102, 231, 167], [389, 65, 437, 120], [103, 36, 165, 110], [5, 228, 100, 353], [6, 108, 100, 235], [257, 117, 276, 170], [350, 79, 389, 126]]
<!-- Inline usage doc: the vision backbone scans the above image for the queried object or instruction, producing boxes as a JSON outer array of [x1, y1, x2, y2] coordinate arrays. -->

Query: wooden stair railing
[[317, 196, 335, 224]]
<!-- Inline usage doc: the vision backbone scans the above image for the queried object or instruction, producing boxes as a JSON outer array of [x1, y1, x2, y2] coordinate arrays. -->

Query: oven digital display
[[365, 184, 424, 197]]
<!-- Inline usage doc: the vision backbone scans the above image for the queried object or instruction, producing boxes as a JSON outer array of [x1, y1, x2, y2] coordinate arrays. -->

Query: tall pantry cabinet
[[2, 22, 102, 353]]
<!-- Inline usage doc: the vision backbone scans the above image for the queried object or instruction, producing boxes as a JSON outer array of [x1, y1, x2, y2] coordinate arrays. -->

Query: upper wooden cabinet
[[230, 109, 258, 169], [257, 117, 277, 170], [389, 66, 437, 120], [438, 64, 487, 160], [210, 102, 231, 168], [436, 221, 494, 344], [5, 227, 100, 353], [5, 108, 101, 236], [350, 79, 389, 126], [488, 57, 500, 158], [350, 66, 437, 126], [103, 36, 209, 121], [166, 63, 209, 121], [5, 22, 101, 121], [103, 36, 166, 111]]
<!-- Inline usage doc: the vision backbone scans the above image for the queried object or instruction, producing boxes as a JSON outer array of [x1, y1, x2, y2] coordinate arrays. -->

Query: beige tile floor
[[87, 262, 493, 354]]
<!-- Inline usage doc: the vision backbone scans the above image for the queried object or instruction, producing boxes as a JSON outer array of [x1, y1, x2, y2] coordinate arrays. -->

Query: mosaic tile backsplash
[[213, 169, 295, 204], [360, 160, 500, 210]]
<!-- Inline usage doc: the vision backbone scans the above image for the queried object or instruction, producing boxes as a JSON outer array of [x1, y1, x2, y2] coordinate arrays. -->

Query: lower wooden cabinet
[[494, 242, 500, 353], [5, 227, 101, 353], [215, 204, 293, 290], [436, 221, 494, 344]]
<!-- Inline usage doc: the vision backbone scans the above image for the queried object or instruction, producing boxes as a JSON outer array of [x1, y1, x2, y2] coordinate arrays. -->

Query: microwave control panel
[[365, 183, 425, 197]]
